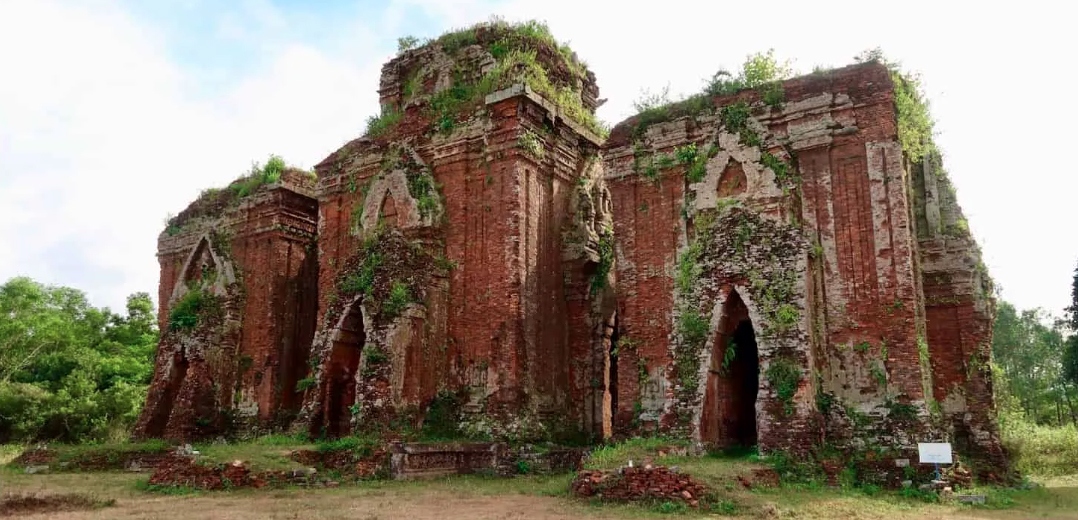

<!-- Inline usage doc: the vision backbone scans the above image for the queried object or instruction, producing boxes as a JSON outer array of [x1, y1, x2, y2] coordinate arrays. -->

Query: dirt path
[[16, 492, 610, 520], [1, 473, 629, 520], [4, 471, 1078, 520]]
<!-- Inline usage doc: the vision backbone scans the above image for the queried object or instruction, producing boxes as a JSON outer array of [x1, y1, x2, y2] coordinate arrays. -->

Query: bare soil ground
[[1, 470, 1077, 520]]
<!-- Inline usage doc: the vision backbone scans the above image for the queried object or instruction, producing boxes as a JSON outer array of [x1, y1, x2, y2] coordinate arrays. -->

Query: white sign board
[[917, 442, 953, 464]]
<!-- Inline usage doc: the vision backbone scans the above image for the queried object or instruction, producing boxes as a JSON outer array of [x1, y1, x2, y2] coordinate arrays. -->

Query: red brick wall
[[440, 98, 528, 411], [307, 92, 602, 433], [138, 182, 318, 439], [602, 62, 931, 449], [605, 172, 684, 431]]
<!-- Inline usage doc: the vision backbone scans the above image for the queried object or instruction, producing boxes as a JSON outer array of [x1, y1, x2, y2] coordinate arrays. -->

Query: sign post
[[917, 442, 953, 481]]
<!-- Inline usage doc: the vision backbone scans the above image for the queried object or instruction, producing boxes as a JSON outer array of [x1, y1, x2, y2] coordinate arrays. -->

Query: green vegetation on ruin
[[589, 228, 615, 294], [325, 224, 437, 329], [382, 281, 412, 319], [364, 106, 403, 138], [669, 203, 806, 416], [627, 51, 797, 192], [852, 48, 937, 164], [765, 357, 802, 415], [632, 142, 717, 186], [624, 49, 792, 143], [379, 18, 607, 138], [336, 229, 393, 304], [165, 154, 315, 235], [167, 288, 207, 330], [348, 146, 442, 229], [855, 48, 984, 254], [517, 129, 545, 160]]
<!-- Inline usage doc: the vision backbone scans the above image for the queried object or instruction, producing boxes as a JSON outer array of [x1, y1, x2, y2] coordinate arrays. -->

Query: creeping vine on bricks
[[765, 357, 801, 415], [626, 49, 795, 187], [670, 203, 806, 417], [626, 49, 792, 140], [385, 146, 442, 220], [590, 228, 615, 294], [324, 225, 434, 328]]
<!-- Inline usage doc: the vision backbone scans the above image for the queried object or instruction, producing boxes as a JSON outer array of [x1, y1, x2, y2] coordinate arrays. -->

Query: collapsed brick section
[[570, 466, 711, 507], [137, 19, 1008, 479], [135, 169, 319, 440]]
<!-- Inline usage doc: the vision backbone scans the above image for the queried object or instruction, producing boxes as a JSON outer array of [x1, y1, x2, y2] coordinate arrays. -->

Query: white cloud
[[0, 0, 390, 312], [1, 0, 1074, 317]]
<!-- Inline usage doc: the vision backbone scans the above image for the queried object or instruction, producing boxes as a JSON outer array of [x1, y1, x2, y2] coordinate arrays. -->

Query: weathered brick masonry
[[136, 169, 319, 439], [137, 21, 1008, 478], [601, 62, 1005, 477]]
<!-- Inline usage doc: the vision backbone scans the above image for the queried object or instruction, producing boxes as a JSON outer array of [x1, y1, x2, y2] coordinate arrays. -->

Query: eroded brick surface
[[135, 170, 319, 440]]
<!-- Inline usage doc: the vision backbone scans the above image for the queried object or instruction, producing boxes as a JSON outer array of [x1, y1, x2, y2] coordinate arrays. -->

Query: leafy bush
[[229, 154, 288, 197], [420, 19, 608, 137], [419, 391, 463, 440], [364, 105, 402, 138], [382, 281, 411, 318], [167, 289, 205, 330], [765, 357, 802, 415]]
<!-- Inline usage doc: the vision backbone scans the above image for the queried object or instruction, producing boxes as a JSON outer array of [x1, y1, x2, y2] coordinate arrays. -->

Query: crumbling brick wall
[[909, 153, 1007, 479], [600, 62, 990, 462], [294, 24, 608, 441], [135, 170, 318, 440]]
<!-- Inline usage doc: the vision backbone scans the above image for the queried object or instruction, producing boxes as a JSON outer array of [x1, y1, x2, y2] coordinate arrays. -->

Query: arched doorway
[[700, 290, 759, 450], [316, 302, 365, 438]]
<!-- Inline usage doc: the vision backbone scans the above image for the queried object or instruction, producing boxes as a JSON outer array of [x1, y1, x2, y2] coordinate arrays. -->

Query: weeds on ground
[[584, 437, 689, 470], [1000, 413, 1078, 477]]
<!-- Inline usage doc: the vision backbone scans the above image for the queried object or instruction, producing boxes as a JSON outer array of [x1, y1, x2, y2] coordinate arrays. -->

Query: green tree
[[992, 301, 1075, 426], [1063, 258, 1078, 393], [0, 277, 157, 442]]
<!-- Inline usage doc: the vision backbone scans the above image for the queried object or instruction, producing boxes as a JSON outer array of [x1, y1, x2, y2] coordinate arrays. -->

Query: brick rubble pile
[[570, 466, 710, 506]]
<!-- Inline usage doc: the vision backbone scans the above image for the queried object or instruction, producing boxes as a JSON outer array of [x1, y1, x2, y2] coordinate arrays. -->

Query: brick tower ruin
[[136, 167, 319, 439], [136, 20, 1009, 479]]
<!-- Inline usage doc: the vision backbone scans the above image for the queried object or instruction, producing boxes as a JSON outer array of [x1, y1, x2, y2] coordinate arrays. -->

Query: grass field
[[2, 438, 1077, 519]]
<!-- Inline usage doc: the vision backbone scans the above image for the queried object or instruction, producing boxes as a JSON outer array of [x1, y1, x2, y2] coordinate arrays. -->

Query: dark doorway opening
[[316, 303, 365, 438], [700, 291, 759, 450]]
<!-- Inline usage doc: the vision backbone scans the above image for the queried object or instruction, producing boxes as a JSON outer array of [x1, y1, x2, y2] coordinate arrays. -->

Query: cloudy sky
[[1, 0, 1074, 318]]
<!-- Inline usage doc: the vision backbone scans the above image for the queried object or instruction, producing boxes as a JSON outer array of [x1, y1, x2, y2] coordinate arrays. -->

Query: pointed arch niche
[[142, 234, 238, 437], [170, 234, 235, 303], [311, 299, 366, 438], [699, 289, 760, 450]]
